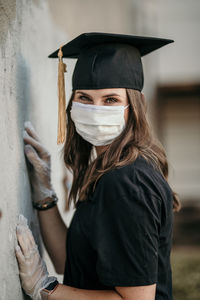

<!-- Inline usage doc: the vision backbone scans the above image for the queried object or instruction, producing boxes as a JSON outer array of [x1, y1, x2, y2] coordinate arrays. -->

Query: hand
[[23, 121, 56, 203], [15, 214, 57, 300]]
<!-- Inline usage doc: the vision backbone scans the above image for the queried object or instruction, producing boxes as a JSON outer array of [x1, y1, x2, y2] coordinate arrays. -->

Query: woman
[[15, 32, 181, 300]]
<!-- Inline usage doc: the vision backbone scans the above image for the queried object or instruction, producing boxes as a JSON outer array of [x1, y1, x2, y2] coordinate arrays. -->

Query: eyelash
[[78, 95, 118, 103]]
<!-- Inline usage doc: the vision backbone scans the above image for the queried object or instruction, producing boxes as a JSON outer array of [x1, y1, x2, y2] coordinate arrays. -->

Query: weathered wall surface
[[0, 1, 69, 299]]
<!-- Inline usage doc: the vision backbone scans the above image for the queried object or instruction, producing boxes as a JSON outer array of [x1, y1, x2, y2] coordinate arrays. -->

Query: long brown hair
[[62, 89, 181, 212]]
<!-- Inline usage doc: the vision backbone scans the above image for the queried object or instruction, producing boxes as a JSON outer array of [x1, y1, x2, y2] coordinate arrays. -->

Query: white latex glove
[[23, 121, 56, 203], [15, 214, 57, 300]]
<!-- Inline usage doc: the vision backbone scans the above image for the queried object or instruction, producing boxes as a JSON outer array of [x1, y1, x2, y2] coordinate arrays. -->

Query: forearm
[[42, 284, 123, 300], [37, 203, 67, 274]]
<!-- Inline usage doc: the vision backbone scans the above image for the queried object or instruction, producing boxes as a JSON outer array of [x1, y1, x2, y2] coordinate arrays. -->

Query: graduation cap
[[48, 32, 174, 144]]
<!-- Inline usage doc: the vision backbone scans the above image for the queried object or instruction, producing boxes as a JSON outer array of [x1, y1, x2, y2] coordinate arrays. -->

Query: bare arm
[[41, 284, 123, 300], [37, 203, 67, 274], [22, 122, 68, 274], [41, 283, 156, 300]]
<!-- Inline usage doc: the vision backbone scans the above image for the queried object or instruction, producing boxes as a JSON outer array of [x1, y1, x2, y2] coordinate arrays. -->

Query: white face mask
[[70, 101, 130, 146]]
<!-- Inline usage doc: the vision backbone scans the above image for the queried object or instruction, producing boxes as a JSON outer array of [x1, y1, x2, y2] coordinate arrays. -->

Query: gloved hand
[[15, 214, 57, 300], [23, 121, 56, 204]]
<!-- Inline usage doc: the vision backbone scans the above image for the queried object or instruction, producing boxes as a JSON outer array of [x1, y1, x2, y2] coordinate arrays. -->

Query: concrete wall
[[0, 0, 69, 298]]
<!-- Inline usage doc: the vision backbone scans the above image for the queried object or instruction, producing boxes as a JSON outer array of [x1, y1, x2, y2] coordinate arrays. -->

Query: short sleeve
[[88, 165, 161, 287]]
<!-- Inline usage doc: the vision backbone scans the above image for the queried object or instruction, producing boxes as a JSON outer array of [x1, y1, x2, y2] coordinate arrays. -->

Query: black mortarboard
[[48, 32, 174, 144]]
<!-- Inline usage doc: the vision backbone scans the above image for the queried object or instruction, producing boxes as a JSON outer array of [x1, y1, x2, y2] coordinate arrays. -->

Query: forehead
[[75, 88, 127, 97]]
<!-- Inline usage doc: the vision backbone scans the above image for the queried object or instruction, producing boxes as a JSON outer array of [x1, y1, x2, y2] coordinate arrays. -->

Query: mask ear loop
[[124, 104, 130, 109]]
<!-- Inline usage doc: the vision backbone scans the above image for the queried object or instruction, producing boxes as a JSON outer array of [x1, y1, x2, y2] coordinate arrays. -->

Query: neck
[[95, 145, 108, 156]]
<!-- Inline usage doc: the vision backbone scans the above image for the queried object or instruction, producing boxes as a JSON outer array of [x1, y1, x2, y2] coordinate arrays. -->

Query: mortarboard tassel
[[57, 46, 67, 144]]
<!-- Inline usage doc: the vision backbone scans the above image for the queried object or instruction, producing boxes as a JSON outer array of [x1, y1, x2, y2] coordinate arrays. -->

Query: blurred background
[[0, 0, 199, 299]]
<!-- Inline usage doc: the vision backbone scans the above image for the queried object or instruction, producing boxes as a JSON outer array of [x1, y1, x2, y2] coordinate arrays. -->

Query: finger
[[16, 215, 33, 254], [24, 121, 41, 142], [15, 245, 25, 265], [23, 131, 49, 159], [16, 228, 31, 256], [17, 215, 38, 250], [24, 144, 43, 167], [23, 228, 37, 251], [18, 214, 28, 227], [25, 227, 37, 249], [16, 231, 38, 262]]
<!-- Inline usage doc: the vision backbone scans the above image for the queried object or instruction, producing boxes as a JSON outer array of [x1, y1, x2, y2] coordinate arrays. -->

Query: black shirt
[[63, 155, 174, 299]]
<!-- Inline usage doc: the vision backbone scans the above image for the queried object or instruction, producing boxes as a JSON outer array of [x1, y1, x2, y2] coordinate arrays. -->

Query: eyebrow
[[76, 91, 122, 98]]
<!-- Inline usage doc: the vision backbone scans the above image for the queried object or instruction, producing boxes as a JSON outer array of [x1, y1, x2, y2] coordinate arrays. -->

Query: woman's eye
[[105, 97, 118, 103], [79, 96, 92, 101]]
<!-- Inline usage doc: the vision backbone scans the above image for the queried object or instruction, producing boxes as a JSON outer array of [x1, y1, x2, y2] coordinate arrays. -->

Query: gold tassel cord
[[57, 46, 67, 144]]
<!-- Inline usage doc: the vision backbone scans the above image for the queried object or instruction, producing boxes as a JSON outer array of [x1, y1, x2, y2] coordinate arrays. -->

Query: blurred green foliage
[[171, 248, 200, 300]]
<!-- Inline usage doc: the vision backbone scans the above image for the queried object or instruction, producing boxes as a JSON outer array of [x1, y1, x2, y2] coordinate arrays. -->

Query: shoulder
[[91, 155, 173, 204], [98, 155, 161, 181]]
